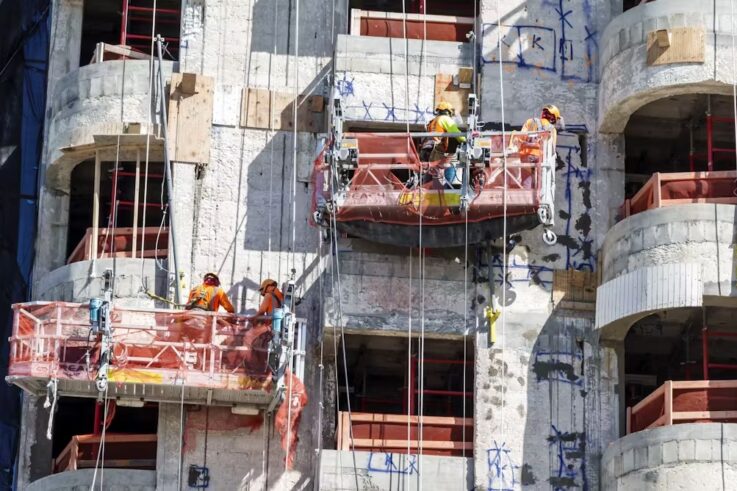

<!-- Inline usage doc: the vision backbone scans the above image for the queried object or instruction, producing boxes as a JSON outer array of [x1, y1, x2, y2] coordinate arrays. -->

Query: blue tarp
[[0, 1, 49, 489]]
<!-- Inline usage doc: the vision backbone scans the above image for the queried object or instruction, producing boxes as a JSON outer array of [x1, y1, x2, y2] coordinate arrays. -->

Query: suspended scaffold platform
[[312, 95, 558, 248], [5, 301, 293, 409]]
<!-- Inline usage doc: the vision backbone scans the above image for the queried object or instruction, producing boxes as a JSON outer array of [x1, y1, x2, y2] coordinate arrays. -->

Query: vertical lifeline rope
[[495, 0, 509, 455], [284, 0, 300, 474], [399, 2, 414, 488]]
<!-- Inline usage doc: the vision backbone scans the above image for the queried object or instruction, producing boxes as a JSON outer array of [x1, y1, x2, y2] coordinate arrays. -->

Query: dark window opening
[[339, 334, 474, 418], [624, 307, 737, 431], [80, 0, 180, 66], [624, 94, 736, 199], [67, 159, 168, 261], [51, 398, 158, 472], [624, 0, 655, 13]]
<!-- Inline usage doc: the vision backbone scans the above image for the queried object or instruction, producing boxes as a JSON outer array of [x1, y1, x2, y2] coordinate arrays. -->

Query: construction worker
[[185, 272, 235, 313], [510, 104, 563, 162], [256, 278, 284, 317], [420, 101, 466, 163]]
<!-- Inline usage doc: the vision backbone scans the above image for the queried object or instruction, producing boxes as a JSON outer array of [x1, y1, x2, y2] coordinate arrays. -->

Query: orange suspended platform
[[6, 302, 276, 407], [312, 131, 556, 247]]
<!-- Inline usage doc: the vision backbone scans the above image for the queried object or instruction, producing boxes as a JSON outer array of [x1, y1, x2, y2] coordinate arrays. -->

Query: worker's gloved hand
[[506, 145, 519, 155]]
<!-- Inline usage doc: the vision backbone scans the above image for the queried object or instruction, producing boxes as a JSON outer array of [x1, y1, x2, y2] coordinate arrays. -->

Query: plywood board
[[647, 27, 704, 66], [552, 270, 597, 309], [434, 68, 473, 117], [167, 73, 214, 163], [241, 88, 324, 132]]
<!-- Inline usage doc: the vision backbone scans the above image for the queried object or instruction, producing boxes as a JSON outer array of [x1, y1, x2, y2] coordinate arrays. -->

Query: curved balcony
[[596, 196, 737, 336], [599, 0, 736, 133], [45, 59, 173, 191], [33, 258, 167, 306], [27, 469, 155, 491], [602, 423, 737, 490]]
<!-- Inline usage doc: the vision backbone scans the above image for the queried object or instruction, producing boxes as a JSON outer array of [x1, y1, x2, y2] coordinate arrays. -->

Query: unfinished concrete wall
[[319, 450, 473, 491], [602, 423, 737, 490], [474, 1, 619, 489]]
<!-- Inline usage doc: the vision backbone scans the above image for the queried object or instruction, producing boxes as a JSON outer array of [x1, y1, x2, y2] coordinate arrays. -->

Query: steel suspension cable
[[495, 0, 509, 450]]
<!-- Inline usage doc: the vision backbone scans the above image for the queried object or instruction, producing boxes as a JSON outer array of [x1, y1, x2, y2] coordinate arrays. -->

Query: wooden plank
[[672, 380, 737, 389], [647, 27, 705, 66], [350, 438, 473, 450], [652, 172, 662, 209], [631, 383, 666, 414], [672, 411, 737, 421], [663, 197, 737, 205], [242, 88, 324, 132], [168, 73, 214, 164], [626, 407, 632, 434], [434, 71, 473, 117], [345, 412, 472, 425], [663, 380, 673, 426]]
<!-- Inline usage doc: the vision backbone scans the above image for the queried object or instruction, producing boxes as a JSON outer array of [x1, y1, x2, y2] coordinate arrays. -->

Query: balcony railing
[[54, 434, 156, 473], [7, 302, 276, 406], [337, 412, 473, 456], [621, 171, 737, 218], [350, 9, 473, 42], [67, 227, 168, 264], [627, 380, 737, 434]]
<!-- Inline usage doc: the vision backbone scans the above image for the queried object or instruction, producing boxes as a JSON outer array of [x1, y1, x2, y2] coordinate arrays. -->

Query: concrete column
[[15, 396, 53, 488], [156, 403, 184, 491]]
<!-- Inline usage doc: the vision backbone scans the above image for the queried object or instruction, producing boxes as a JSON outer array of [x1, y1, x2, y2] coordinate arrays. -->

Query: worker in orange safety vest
[[419, 101, 466, 162], [185, 272, 235, 313], [256, 278, 284, 317], [510, 104, 562, 163]]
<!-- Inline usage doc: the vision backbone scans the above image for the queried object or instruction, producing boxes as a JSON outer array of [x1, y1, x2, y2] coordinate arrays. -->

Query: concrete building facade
[[9, 0, 737, 490]]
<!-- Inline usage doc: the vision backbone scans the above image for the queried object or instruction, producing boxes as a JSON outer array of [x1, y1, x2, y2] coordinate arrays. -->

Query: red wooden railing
[[337, 411, 473, 456], [53, 433, 156, 473], [621, 171, 737, 218], [627, 380, 737, 434], [67, 227, 168, 264]]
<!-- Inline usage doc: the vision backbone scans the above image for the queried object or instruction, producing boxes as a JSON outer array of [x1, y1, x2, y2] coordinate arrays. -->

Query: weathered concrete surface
[[602, 423, 737, 490], [33, 258, 168, 306], [599, 0, 737, 133], [601, 205, 737, 294], [26, 469, 155, 491], [318, 449, 473, 491], [325, 250, 472, 338]]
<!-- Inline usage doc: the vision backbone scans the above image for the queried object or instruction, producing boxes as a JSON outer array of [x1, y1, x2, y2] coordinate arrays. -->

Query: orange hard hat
[[259, 278, 277, 292]]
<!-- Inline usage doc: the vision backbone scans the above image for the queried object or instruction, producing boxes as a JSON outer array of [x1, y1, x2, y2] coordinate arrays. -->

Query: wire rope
[[495, 0, 509, 452]]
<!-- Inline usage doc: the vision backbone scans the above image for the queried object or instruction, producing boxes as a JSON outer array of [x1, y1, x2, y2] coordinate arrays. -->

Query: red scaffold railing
[[313, 131, 553, 226], [7, 302, 276, 406]]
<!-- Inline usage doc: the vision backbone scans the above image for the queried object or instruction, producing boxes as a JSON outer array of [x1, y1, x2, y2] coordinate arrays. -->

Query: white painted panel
[[596, 263, 702, 329]]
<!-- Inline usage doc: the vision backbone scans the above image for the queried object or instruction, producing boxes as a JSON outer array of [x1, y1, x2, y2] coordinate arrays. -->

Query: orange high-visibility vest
[[186, 284, 235, 313]]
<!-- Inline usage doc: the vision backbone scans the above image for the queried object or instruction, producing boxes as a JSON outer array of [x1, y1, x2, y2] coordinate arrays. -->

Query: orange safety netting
[[8, 302, 275, 390], [311, 132, 552, 226], [274, 370, 308, 469]]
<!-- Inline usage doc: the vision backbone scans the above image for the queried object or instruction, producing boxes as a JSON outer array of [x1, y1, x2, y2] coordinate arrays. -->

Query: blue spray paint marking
[[336, 73, 355, 97], [488, 254, 554, 288], [367, 452, 419, 475], [481, 23, 557, 72], [548, 426, 587, 490], [346, 103, 433, 123], [487, 441, 519, 491]]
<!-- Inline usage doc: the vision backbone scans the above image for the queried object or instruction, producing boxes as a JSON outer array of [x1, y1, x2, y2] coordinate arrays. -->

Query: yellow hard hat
[[542, 104, 561, 120], [259, 278, 277, 292], [435, 101, 455, 113]]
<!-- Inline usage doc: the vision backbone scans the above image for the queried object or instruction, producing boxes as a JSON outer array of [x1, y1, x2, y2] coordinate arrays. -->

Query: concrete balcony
[[599, 0, 737, 133], [33, 258, 168, 307], [318, 449, 472, 490], [595, 202, 737, 337], [45, 59, 173, 191], [602, 423, 737, 490], [26, 469, 155, 491]]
